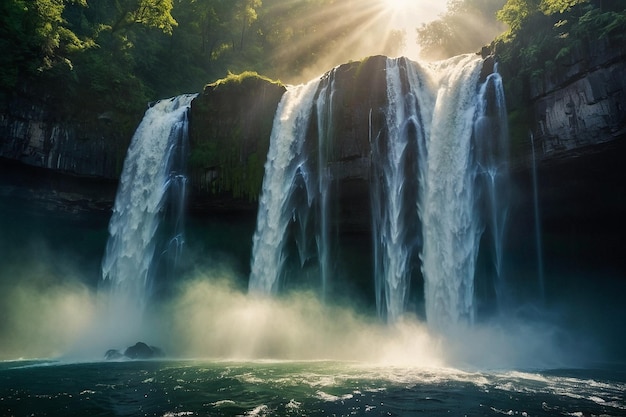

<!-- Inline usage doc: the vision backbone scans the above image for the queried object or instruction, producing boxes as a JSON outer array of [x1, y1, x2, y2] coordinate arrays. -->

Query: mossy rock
[[188, 72, 286, 206]]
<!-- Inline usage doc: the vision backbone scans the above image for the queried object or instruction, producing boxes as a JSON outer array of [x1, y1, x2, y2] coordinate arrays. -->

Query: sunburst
[[382, 0, 417, 13], [262, 0, 448, 82]]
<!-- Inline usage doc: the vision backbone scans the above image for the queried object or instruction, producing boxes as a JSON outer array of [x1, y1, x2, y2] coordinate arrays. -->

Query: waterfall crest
[[101, 94, 196, 318]]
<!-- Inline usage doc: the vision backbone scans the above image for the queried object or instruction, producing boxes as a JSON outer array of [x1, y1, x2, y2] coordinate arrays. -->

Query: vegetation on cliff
[[0, 0, 181, 163], [189, 71, 285, 203], [417, 0, 626, 100], [491, 0, 626, 151], [494, 0, 626, 100]]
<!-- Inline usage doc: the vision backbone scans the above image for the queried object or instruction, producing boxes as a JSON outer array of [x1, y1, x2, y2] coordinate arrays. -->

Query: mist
[[161, 271, 596, 370], [158, 271, 442, 366], [0, 246, 98, 360], [0, 200, 611, 369], [0, 243, 597, 373]]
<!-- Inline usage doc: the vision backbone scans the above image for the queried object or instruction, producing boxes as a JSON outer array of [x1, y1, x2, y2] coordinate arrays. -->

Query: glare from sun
[[376, 0, 448, 58], [380, 0, 447, 22], [280, 0, 449, 82], [384, 0, 415, 13]]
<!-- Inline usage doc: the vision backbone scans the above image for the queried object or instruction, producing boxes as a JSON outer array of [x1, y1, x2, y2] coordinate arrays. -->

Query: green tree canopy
[[105, 0, 178, 35], [0, 0, 94, 88]]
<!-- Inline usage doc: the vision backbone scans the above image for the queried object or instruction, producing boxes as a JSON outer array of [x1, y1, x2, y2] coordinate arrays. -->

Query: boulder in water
[[104, 342, 165, 360], [123, 342, 164, 359], [104, 349, 123, 360]]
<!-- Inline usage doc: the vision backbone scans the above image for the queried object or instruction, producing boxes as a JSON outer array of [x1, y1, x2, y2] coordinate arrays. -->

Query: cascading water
[[249, 70, 341, 296], [101, 94, 196, 323], [249, 55, 509, 330], [248, 79, 322, 294], [371, 58, 431, 322], [315, 74, 337, 299], [415, 55, 486, 329], [474, 68, 511, 307], [371, 55, 510, 328], [529, 131, 545, 301]]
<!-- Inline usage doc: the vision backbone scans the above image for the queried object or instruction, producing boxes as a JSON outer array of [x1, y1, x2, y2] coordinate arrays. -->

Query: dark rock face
[[0, 157, 117, 214], [185, 58, 389, 221], [530, 39, 626, 158], [188, 75, 286, 211], [309, 56, 389, 232], [506, 137, 626, 360], [0, 93, 127, 179]]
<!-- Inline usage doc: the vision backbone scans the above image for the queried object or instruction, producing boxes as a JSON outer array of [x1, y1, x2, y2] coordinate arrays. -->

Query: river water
[[1, 359, 625, 416]]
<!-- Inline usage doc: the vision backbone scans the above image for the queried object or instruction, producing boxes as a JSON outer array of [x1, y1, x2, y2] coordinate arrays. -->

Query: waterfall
[[530, 132, 545, 301], [101, 94, 196, 319], [249, 71, 341, 296], [474, 70, 511, 306], [420, 55, 498, 329], [372, 55, 509, 328], [249, 55, 509, 330], [249, 78, 322, 294], [315, 73, 337, 299], [371, 57, 431, 322]]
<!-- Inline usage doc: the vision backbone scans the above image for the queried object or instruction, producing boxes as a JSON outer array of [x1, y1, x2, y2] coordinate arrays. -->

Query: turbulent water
[[371, 57, 428, 323], [1, 360, 625, 416], [248, 79, 322, 294], [101, 94, 196, 318]]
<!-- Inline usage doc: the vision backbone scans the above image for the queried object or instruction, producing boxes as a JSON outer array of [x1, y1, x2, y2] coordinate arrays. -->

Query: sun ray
[[383, 0, 416, 13], [260, 0, 450, 83]]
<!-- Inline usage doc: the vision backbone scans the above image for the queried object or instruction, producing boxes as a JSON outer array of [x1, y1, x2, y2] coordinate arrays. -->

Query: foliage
[[0, 0, 93, 89], [2, 0, 369, 114], [496, 0, 542, 34], [112, 0, 178, 34], [494, 0, 626, 106], [492, 0, 626, 157], [207, 70, 283, 89], [540, 0, 588, 14]]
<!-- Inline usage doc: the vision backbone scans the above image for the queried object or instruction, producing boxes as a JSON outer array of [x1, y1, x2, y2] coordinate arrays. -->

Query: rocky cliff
[[0, 90, 128, 180], [530, 38, 626, 157], [0, 157, 117, 214], [185, 56, 415, 227], [188, 73, 286, 212], [0, 87, 134, 213], [307, 56, 390, 231], [2, 48, 624, 218]]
